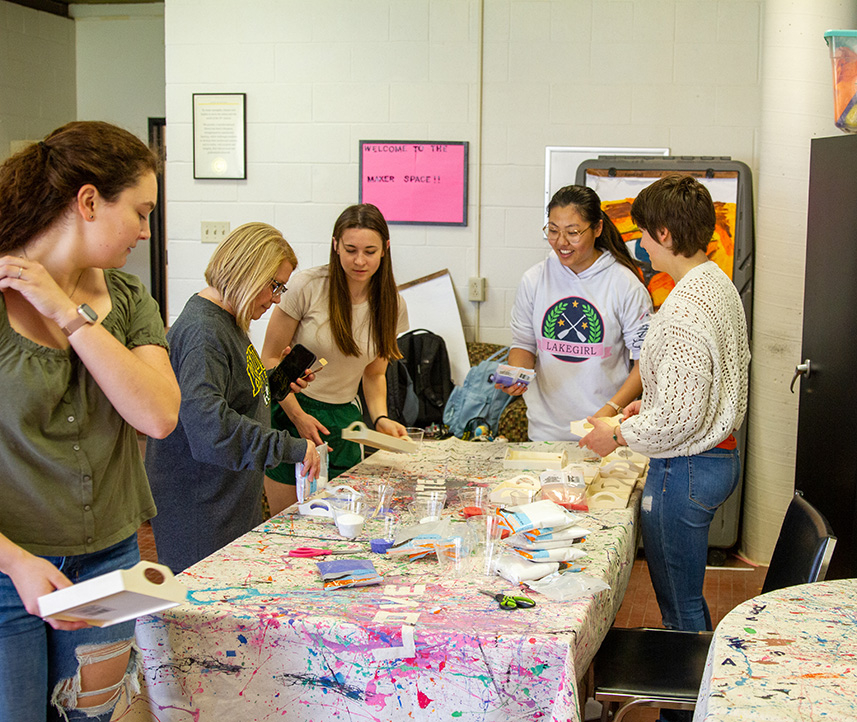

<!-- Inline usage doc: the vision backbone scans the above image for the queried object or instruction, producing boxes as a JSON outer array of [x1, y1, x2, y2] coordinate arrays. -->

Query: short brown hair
[[0, 121, 158, 254], [630, 174, 715, 257], [205, 222, 298, 332]]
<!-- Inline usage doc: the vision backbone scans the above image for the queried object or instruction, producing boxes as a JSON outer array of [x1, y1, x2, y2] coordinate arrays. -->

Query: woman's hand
[[495, 381, 528, 397], [4, 551, 88, 631], [578, 416, 619, 457], [623, 400, 642, 419], [376, 416, 408, 439], [289, 410, 329, 447], [300, 440, 321, 480], [0, 256, 78, 326]]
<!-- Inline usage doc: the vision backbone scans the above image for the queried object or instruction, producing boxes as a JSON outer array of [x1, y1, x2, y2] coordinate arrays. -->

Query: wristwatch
[[61, 304, 98, 336]]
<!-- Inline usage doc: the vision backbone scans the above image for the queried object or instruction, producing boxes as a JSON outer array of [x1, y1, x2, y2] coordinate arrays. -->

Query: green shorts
[[267, 395, 363, 484]]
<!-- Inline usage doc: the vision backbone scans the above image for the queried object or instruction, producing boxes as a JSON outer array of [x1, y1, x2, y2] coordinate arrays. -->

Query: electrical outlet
[[201, 221, 230, 244], [468, 276, 486, 302]]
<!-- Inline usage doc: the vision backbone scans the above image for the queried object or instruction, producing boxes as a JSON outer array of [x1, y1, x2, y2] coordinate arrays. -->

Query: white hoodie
[[510, 250, 651, 441]]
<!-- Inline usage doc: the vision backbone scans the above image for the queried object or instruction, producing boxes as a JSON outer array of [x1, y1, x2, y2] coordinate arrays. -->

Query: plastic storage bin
[[824, 30, 857, 134]]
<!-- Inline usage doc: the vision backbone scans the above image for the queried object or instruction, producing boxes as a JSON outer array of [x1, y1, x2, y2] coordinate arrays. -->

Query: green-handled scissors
[[479, 589, 536, 610]]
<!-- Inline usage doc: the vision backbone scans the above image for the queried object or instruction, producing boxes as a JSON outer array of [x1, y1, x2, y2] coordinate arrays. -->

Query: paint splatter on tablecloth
[[130, 439, 640, 721]]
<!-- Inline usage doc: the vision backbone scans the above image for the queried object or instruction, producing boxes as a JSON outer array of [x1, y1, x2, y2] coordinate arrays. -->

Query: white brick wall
[[163, 0, 765, 343]]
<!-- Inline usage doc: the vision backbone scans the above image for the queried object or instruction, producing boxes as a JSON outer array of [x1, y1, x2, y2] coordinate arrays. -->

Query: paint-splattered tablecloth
[[130, 439, 640, 721], [694, 578, 857, 721]]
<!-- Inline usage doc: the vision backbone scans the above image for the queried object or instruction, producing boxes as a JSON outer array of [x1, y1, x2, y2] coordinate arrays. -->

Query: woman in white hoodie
[[500, 185, 652, 441]]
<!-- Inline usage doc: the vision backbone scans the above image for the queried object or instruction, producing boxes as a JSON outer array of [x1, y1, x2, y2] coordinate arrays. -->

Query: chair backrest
[[761, 491, 837, 594]]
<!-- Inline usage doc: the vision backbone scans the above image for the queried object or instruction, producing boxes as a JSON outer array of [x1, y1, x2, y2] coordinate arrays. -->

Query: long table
[[694, 578, 857, 721], [126, 439, 640, 721]]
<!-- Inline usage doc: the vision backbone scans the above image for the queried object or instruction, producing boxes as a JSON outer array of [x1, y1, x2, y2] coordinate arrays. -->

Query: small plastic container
[[824, 30, 857, 133]]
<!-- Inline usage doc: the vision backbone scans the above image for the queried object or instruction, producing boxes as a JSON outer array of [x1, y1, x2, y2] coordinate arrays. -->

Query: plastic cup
[[367, 483, 394, 519], [505, 488, 536, 507], [328, 487, 364, 513], [381, 512, 399, 542], [538, 481, 586, 511], [432, 537, 473, 577], [409, 497, 445, 523], [467, 513, 504, 545], [405, 427, 425, 452], [458, 487, 489, 518], [335, 508, 365, 539]]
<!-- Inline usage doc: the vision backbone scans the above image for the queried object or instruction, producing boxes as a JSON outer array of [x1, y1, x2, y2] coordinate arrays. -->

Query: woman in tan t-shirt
[[262, 204, 409, 514]]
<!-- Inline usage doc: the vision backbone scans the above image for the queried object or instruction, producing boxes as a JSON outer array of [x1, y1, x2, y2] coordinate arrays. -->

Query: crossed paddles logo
[[539, 297, 609, 362]]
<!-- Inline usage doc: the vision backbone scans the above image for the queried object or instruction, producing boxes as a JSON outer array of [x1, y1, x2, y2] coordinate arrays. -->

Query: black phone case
[[268, 344, 317, 403]]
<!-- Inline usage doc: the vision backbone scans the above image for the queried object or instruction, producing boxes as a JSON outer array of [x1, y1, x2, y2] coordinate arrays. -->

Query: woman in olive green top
[[0, 122, 180, 722]]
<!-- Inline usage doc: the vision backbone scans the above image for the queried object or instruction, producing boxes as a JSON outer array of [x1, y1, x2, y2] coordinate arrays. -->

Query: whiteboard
[[398, 269, 469, 387], [544, 145, 670, 214]]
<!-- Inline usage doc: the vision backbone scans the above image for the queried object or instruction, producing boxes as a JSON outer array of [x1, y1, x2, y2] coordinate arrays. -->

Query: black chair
[[591, 490, 836, 722]]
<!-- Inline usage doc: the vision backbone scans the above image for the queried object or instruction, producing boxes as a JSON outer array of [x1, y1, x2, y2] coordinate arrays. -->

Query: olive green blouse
[[0, 270, 168, 556]]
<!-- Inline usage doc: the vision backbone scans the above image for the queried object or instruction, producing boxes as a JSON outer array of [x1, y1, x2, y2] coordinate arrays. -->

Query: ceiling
[[10, 0, 161, 18]]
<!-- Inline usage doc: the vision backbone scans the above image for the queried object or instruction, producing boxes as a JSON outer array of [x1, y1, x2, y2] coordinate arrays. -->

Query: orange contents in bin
[[832, 46, 857, 130]]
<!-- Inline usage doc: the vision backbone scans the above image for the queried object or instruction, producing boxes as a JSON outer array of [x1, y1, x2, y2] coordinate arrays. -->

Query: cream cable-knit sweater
[[620, 261, 750, 458]]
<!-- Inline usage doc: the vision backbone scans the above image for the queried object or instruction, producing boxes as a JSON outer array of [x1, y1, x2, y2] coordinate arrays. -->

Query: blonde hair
[[205, 222, 297, 332]]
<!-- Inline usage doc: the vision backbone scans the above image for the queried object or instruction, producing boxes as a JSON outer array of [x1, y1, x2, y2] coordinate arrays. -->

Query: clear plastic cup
[[409, 497, 445, 523], [367, 482, 394, 519], [433, 537, 473, 577], [405, 427, 425, 452], [458, 487, 489, 518]]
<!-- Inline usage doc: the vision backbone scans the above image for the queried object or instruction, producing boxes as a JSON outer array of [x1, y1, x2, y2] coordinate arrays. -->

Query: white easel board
[[398, 269, 469, 386]]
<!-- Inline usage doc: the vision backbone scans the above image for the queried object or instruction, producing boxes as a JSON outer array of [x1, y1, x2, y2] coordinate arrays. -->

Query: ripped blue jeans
[[0, 534, 140, 722], [640, 449, 740, 632]]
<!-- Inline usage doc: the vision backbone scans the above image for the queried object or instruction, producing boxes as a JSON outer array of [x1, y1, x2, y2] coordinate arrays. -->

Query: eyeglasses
[[543, 223, 592, 245], [270, 279, 288, 296]]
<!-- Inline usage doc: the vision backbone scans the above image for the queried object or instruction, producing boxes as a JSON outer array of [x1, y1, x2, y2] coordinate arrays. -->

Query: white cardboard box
[[37, 561, 186, 627]]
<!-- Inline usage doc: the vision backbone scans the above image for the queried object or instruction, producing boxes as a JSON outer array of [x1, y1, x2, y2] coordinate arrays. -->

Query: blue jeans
[[0, 535, 140, 722], [640, 448, 739, 632]]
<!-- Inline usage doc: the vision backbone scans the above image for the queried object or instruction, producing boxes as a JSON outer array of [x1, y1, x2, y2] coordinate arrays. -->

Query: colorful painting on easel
[[586, 170, 739, 310]]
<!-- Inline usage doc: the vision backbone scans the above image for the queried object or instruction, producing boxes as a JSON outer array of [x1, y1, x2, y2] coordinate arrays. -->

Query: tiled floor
[[135, 525, 765, 722]]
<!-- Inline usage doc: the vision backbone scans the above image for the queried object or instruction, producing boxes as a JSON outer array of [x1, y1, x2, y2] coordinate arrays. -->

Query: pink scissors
[[287, 547, 359, 558]]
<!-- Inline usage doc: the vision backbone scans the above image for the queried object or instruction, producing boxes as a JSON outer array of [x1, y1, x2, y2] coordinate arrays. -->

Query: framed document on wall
[[359, 140, 468, 225], [193, 93, 246, 180]]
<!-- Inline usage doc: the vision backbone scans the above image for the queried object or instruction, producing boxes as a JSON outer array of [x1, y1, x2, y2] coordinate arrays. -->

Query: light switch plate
[[201, 221, 230, 244]]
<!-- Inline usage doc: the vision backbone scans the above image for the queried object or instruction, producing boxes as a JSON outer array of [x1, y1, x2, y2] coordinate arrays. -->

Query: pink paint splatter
[[417, 690, 432, 709]]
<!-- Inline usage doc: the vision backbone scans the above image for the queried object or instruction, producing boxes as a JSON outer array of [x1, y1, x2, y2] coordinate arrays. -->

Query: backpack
[[396, 329, 454, 428], [357, 357, 419, 428], [443, 347, 514, 438]]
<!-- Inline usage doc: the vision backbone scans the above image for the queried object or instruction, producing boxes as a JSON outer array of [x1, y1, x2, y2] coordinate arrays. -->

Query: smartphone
[[268, 344, 317, 403]]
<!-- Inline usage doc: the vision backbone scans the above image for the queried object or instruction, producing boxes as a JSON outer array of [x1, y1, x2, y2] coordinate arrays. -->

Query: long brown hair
[[0, 121, 158, 254], [547, 185, 643, 281], [327, 204, 401, 360]]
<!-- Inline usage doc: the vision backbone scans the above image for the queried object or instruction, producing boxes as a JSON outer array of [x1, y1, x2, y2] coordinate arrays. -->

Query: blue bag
[[443, 347, 514, 438]]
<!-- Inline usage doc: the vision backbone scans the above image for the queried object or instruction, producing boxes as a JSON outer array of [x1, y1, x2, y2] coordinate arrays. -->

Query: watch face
[[79, 304, 98, 323]]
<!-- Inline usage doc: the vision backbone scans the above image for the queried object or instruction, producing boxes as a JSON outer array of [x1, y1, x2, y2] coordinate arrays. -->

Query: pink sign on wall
[[359, 141, 468, 225]]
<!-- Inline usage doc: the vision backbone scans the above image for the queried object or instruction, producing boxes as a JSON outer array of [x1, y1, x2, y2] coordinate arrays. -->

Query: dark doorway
[[148, 117, 167, 325]]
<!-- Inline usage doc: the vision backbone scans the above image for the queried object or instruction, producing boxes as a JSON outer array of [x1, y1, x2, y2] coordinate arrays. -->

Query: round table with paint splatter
[[694, 577, 857, 721], [130, 438, 642, 722]]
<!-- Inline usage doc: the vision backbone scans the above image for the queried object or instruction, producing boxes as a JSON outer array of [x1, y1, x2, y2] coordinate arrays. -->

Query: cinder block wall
[[163, 0, 763, 348]]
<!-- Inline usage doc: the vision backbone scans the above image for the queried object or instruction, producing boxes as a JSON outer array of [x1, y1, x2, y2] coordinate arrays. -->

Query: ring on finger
[[17, 266, 23, 279]]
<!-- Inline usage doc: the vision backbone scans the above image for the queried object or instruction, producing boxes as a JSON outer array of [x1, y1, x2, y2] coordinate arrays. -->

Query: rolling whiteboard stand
[[575, 156, 755, 552]]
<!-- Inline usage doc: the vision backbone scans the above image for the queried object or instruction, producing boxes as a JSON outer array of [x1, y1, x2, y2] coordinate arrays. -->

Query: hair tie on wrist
[[372, 414, 389, 429]]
